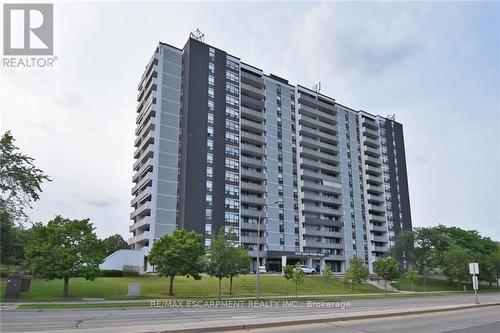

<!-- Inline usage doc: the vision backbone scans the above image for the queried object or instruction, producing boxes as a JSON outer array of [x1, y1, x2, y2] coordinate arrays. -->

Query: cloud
[[85, 199, 118, 208]]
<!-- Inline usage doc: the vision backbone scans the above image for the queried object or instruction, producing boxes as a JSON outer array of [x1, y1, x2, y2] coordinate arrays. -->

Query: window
[[207, 138, 214, 150], [226, 95, 239, 107], [206, 166, 213, 178], [226, 107, 239, 118], [226, 59, 239, 71], [207, 126, 214, 137], [208, 87, 214, 98], [226, 82, 239, 95], [226, 119, 239, 131], [205, 238, 211, 246], [209, 47, 215, 61], [225, 212, 239, 223], [206, 180, 213, 192], [226, 71, 239, 83], [207, 153, 213, 164], [205, 209, 212, 220], [225, 132, 239, 144], [225, 198, 239, 210], [208, 75, 215, 86], [225, 145, 239, 157], [225, 184, 239, 196], [208, 100, 214, 111], [225, 158, 239, 170], [225, 171, 239, 182], [209, 63, 215, 73], [207, 113, 214, 124], [205, 223, 212, 235], [206, 194, 212, 206]]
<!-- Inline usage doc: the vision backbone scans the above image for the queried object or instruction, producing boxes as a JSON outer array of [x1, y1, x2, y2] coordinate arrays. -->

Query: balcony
[[131, 171, 153, 195], [364, 145, 380, 157], [241, 118, 264, 133], [300, 125, 338, 144], [241, 106, 265, 121], [241, 143, 264, 156], [301, 137, 339, 154], [368, 204, 386, 214], [241, 82, 263, 99], [362, 117, 378, 130], [241, 167, 264, 180], [240, 208, 261, 217], [370, 223, 387, 232], [363, 127, 380, 139], [303, 204, 341, 216], [131, 186, 152, 208], [132, 158, 153, 183], [302, 181, 342, 195], [130, 201, 152, 220], [299, 115, 337, 133], [240, 221, 258, 231], [240, 182, 265, 193], [128, 231, 150, 245], [365, 174, 384, 185], [304, 228, 343, 238], [129, 216, 151, 232], [241, 94, 264, 111], [241, 156, 264, 168], [368, 214, 386, 223], [366, 193, 384, 203], [301, 147, 339, 164], [241, 130, 265, 144], [363, 135, 380, 148], [241, 71, 263, 89], [133, 144, 154, 171], [365, 164, 383, 175], [366, 183, 384, 194], [240, 195, 265, 205], [370, 235, 388, 242]]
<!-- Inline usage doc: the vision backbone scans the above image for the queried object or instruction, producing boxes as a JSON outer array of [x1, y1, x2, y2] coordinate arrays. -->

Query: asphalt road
[[1, 294, 499, 332], [234, 306, 500, 333]]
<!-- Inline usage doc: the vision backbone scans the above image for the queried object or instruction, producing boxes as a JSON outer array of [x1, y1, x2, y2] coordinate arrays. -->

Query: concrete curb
[[151, 302, 500, 333]]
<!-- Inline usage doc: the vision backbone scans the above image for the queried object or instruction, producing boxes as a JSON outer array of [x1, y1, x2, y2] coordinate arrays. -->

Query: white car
[[300, 265, 316, 275]]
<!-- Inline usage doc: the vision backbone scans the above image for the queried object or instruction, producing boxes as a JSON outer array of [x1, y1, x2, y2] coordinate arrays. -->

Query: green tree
[[491, 247, 500, 286], [0, 131, 50, 224], [393, 228, 444, 287], [206, 230, 232, 300], [0, 210, 27, 265], [149, 229, 204, 296], [442, 247, 471, 291], [374, 257, 400, 295], [227, 246, 251, 295], [322, 266, 333, 293], [291, 262, 305, 298], [343, 257, 369, 291], [283, 264, 294, 295], [25, 216, 105, 297], [476, 255, 497, 286], [102, 234, 129, 256], [404, 266, 418, 292]]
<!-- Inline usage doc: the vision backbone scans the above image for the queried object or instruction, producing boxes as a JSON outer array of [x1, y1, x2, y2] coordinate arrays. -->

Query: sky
[[1, 1, 499, 241]]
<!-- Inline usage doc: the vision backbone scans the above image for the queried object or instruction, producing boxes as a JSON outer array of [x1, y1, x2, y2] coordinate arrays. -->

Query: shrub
[[100, 270, 123, 277], [123, 269, 140, 277]]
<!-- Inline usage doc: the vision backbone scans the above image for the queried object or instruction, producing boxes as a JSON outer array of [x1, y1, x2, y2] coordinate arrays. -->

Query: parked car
[[300, 265, 316, 275]]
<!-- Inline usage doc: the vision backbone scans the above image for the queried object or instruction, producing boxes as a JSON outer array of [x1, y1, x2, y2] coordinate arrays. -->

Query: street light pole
[[256, 199, 280, 301]]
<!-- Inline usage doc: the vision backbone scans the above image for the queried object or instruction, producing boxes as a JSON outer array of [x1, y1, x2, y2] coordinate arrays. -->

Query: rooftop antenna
[[387, 114, 396, 121], [190, 28, 205, 43], [313, 82, 321, 93]]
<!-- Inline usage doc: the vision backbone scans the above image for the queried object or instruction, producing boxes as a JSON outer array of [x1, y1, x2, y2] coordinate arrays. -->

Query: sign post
[[469, 262, 479, 304]]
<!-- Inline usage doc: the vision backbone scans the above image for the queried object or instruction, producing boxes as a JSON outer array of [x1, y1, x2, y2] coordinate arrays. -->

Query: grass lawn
[[392, 276, 500, 292], [1, 274, 380, 302]]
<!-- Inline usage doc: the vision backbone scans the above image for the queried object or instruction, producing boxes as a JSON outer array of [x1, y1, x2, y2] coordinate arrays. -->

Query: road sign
[[469, 262, 479, 275]]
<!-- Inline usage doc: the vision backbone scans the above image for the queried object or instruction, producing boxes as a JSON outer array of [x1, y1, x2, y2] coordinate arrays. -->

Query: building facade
[[130, 37, 412, 273]]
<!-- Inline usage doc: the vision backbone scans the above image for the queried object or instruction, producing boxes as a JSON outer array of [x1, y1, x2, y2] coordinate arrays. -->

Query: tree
[[393, 228, 444, 287], [25, 216, 105, 297], [374, 257, 400, 295], [291, 262, 305, 298], [149, 229, 204, 296], [102, 234, 129, 256], [206, 230, 232, 300], [227, 246, 251, 295], [492, 247, 500, 286], [442, 247, 471, 291], [283, 265, 294, 295], [322, 266, 333, 293], [0, 131, 50, 225], [0, 209, 27, 265], [343, 257, 369, 291], [404, 266, 418, 292]]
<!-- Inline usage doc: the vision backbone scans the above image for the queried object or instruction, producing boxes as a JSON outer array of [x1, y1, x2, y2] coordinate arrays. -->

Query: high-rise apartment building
[[130, 36, 412, 273]]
